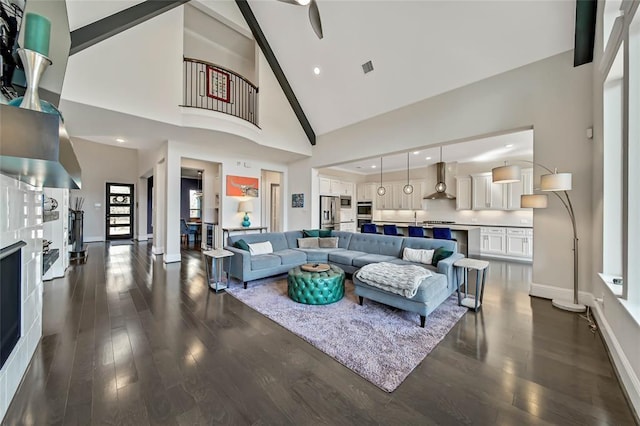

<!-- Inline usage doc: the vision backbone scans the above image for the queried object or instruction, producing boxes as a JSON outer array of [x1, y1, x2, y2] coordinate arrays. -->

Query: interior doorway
[[262, 170, 284, 232]]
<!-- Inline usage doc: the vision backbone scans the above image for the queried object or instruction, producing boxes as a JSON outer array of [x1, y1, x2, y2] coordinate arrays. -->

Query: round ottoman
[[287, 264, 345, 305]]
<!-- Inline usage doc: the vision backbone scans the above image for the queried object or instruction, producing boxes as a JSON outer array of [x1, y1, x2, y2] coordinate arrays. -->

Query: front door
[[106, 183, 134, 240]]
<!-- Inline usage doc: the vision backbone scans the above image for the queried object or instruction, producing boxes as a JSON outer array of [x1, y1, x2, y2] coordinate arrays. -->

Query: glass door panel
[[106, 182, 134, 240]]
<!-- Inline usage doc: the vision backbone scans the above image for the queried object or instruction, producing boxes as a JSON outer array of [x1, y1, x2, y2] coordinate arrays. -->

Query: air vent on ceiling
[[362, 60, 374, 74]]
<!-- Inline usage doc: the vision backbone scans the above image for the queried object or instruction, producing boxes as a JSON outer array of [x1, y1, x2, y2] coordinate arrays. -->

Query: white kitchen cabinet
[[472, 173, 506, 210], [480, 227, 506, 255], [330, 179, 343, 195], [376, 184, 393, 209], [357, 183, 376, 201], [411, 182, 423, 210], [456, 176, 472, 210], [319, 177, 331, 194], [506, 168, 533, 210], [505, 228, 533, 258], [43, 187, 69, 280], [342, 182, 354, 197]]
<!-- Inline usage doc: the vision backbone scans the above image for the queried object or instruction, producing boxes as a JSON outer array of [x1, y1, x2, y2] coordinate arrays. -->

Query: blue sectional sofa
[[224, 230, 464, 326]]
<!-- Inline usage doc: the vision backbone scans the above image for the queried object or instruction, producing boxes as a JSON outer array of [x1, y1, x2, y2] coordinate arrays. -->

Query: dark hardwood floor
[[3, 242, 636, 425]]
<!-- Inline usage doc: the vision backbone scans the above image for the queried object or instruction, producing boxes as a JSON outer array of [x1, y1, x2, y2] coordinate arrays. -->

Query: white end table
[[203, 249, 234, 292], [454, 258, 490, 311]]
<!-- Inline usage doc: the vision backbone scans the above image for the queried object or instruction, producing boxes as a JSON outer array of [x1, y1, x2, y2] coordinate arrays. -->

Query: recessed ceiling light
[[116, 138, 125, 143], [505, 144, 513, 148], [313, 67, 321, 75], [371, 165, 376, 168], [413, 151, 420, 155], [425, 156, 432, 160]]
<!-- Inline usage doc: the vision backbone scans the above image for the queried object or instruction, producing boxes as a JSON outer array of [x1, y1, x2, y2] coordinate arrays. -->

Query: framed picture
[[206, 66, 231, 102], [226, 175, 258, 197], [292, 193, 304, 208]]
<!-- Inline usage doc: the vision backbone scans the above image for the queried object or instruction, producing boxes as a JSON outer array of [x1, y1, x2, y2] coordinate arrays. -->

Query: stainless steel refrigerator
[[319, 196, 340, 231]]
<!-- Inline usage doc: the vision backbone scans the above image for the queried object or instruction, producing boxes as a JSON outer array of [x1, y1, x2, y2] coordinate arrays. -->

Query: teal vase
[[8, 97, 63, 121], [241, 213, 251, 227]]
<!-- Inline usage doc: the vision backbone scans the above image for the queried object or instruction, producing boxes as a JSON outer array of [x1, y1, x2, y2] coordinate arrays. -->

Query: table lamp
[[238, 201, 253, 227]]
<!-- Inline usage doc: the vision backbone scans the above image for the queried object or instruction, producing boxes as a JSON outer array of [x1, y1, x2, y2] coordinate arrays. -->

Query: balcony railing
[[182, 58, 259, 126]]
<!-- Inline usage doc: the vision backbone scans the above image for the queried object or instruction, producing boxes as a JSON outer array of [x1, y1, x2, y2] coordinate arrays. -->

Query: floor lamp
[[492, 161, 585, 313]]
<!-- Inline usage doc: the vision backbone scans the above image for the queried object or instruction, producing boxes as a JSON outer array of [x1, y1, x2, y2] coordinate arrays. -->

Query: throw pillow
[[233, 239, 250, 251], [318, 237, 339, 248], [248, 241, 273, 255], [431, 247, 454, 266], [303, 229, 320, 238], [402, 247, 435, 265], [319, 229, 332, 237], [297, 237, 319, 249]]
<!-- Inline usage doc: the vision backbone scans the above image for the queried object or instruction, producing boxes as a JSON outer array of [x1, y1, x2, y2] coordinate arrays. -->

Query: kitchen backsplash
[[376, 202, 533, 227]]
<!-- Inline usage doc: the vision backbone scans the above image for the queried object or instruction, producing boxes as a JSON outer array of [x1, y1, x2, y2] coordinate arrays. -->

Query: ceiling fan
[[276, 0, 323, 39]]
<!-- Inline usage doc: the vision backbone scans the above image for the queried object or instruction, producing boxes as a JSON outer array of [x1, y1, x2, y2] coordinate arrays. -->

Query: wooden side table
[[454, 258, 490, 311], [203, 249, 234, 292]]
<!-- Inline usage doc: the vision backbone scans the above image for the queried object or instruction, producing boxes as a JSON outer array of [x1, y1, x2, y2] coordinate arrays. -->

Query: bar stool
[[453, 258, 490, 311]]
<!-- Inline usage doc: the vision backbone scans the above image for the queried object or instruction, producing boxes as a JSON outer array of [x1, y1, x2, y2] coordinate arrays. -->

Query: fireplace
[[0, 241, 25, 369]]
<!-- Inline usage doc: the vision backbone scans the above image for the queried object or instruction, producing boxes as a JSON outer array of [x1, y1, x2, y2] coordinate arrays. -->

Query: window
[[602, 1, 639, 306], [189, 189, 201, 219]]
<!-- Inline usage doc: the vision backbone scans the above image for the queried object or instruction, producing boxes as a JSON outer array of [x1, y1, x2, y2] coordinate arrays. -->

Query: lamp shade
[[492, 165, 521, 183], [238, 200, 253, 213], [540, 172, 572, 191], [521, 194, 548, 208]]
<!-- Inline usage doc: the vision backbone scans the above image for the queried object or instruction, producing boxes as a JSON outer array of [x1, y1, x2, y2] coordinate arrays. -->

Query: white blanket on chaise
[[355, 262, 432, 298]]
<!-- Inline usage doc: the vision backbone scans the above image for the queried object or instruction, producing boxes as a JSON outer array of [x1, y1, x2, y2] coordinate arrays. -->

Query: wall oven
[[340, 196, 352, 208], [357, 202, 372, 216]]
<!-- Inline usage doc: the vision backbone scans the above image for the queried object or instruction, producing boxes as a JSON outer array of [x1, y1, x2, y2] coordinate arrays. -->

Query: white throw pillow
[[402, 247, 435, 265], [318, 237, 339, 248], [297, 237, 319, 249], [248, 241, 273, 255]]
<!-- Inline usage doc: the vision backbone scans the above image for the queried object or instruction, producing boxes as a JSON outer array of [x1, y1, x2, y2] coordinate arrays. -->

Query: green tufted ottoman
[[287, 264, 345, 305]]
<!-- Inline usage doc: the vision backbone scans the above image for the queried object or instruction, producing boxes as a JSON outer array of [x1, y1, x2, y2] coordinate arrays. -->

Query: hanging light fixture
[[403, 152, 414, 194], [492, 161, 521, 183], [376, 157, 386, 196], [195, 170, 203, 198]]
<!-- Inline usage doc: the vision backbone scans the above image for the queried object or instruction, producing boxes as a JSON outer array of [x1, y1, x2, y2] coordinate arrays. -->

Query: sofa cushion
[[295, 248, 344, 262], [298, 237, 319, 248], [228, 232, 289, 252], [319, 237, 339, 248], [284, 231, 304, 248], [329, 231, 353, 249], [303, 229, 332, 238], [402, 236, 457, 253], [403, 247, 434, 265], [329, 250, 367, 265], [354, 272, 447, 303], [248, 241, 273, 255], [251, 254, 281, 270], [432, 247, 454, 266], [347, 233, 404, 257], [352, 254, 400, 268], [233, 239, 250, 251], [275, 249, 307, 265]]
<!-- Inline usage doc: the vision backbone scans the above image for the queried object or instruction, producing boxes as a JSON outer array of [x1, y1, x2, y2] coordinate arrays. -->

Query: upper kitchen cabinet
[[472, 173, 506, 210], [456, 176, 472, 210], [506, 168, 533, 209], [356, 183, 376, 201], [319, 176, 354, 196]]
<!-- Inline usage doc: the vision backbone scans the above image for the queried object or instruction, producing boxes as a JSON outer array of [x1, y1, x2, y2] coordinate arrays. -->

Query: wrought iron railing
[[182, 58, 259, 126]]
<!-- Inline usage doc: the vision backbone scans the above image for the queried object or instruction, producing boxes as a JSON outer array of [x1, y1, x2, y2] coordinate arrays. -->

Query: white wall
[[294, 51, 593, 297], [0, 176, 42, 422], [66, 0, 146, 30], [71, 138, 139, 242], [62, 7, 185, 126]]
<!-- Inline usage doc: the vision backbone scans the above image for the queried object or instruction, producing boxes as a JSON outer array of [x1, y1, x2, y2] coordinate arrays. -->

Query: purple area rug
[[225, 277, 467, 392]]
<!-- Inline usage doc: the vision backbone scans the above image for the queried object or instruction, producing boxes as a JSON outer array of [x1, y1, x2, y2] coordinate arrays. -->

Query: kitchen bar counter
[[372, 221, 532, 229]]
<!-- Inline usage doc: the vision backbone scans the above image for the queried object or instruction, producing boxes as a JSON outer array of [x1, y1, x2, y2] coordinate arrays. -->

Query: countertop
[[372, 221, 532, 230]]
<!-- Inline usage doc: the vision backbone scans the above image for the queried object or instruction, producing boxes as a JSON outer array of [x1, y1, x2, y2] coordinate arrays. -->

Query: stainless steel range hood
[[0, 105, 81, 189], [424, 162, 455, 200]]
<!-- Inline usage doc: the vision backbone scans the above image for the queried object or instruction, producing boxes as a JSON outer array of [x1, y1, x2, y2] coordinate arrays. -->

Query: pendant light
[[195, 170, 203, 198], [376, 157, 386, 196], [403, 152, 414, 194]]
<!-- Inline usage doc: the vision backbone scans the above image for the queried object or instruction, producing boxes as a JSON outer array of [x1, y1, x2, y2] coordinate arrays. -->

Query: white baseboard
[[147, 234, 153, 239], [83, 236, 104, 243], [592, 301, 640, 419], [163, 253, 181, 264], [152, 245, 163, 255], [136, 234, 148, 241], [529, 282, 594, 305]]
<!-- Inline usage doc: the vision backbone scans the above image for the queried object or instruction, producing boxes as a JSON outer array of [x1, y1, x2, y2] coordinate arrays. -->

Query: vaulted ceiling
[[247, 0, 576, 136]]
